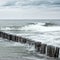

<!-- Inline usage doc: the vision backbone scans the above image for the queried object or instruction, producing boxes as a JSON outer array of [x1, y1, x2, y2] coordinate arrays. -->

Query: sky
[[0, 0, 60, 19]]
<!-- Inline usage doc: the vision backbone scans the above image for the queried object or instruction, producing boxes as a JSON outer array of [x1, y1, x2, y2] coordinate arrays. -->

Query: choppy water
[[0, 19, 60, 60]]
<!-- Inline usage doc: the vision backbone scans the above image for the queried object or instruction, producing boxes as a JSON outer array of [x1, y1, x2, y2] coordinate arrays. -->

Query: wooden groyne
[[0, 31, 59, 58]]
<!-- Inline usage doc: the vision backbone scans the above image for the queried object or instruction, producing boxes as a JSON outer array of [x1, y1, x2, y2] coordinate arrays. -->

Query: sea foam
[[20, 22, 60, 32]]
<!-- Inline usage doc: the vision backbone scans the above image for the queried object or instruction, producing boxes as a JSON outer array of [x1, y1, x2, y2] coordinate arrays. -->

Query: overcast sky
[[0, 0, 60, 19]]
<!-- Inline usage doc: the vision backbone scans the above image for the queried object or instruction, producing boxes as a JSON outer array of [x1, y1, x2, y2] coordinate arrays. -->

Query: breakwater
[[0, 31, 59, 58]]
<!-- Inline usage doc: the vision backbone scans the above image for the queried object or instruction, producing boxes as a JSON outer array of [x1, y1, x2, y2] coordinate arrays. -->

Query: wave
[[43, 22, 56, 26], [0, 22, 59, 32], [20, 22, 60, 32], [0, 26, 21, 31]]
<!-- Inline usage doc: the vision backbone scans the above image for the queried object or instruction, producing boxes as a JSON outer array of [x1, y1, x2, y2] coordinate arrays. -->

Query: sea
[[0, 19, 60, 60]]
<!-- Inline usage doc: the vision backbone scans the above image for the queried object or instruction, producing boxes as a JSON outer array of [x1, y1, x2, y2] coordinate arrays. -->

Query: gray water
[[0, 19, 60, 60], [0, 19, 60, 26]]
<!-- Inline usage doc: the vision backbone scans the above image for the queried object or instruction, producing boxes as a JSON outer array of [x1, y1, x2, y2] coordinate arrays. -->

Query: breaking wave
[[0, 22, 57, 31], [20, 22, 60, 32], [0, 22, 58, 32], [0, 26, 21, 31]]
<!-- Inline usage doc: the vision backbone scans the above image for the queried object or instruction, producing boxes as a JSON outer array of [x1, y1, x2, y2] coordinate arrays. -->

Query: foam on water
[[0, 26, 19, 31], [20, 22, 60, 32], [0, 38, 35, 51], [0, 22, 58, 31], [0, 38, 21, 46]]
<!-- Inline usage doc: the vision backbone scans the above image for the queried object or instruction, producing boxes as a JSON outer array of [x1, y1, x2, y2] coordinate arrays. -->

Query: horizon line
[[0, 19, 60, 20]]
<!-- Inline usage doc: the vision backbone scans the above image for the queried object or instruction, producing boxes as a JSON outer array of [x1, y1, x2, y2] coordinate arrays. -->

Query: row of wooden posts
[[0, 31, 59, 58]]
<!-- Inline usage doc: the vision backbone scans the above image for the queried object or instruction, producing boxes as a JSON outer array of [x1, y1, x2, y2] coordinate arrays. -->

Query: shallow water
[[0, 38, 60, 60]]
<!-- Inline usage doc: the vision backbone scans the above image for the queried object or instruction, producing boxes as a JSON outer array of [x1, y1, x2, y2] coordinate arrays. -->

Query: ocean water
[[0, 19, 60, 60]]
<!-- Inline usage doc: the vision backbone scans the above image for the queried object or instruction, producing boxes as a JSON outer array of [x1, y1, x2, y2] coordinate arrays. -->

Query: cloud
[[0, 0, 60, 8], [0, 0, 60, 19]]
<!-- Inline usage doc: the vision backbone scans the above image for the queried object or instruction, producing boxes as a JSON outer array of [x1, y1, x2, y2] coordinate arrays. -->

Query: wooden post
[[7, 34, 12, 41], [2, 32, 6, 39], [6, 34, 9, 39], [17, 36, 21, 42], [26, 39, 31, 45], [3, 32, 5, 38], [6, 34, 9, 40], [47, 45, 59, 58], [18, 37, 23, 43], [19, 37, 26, 43], [1, 32, 3, 38], [19, 37, 27, 43], [15, 36, 19, 42], [2, 32, 4, 38], [3, 33, 6, 39], [22, 38, 27, 44], [5, 33, 8, 39], [12, 35, 16, 41], [54, 47, 59, 58], [0, 32, 1, 37], [40, 44, 46, 54], [47, 45, 54, 57], [0, 31, 1, 37], [35, 42, 41, 52]]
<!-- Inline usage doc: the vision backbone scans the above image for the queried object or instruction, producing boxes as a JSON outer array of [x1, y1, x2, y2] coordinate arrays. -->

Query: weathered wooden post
[[18, 36, 22, 42], [47, 45, 59, 58], [0, 31, 3, 37], [4, 33, 6, 39], [0, 32, 6, 39], [4, 33, 6, 38], [18, 36, 22, 43], [54, 47, 59, 58], [1, 32, 3, 38], [35, 42, 41, 52], [19, 37, 27, 43], [2, 32, 4, 38], [0, 31, 2, 37], [15, 36, 22, 42], [12, 35, 16, 41], [17, 36, 21, 42], [5, 33, 8, 39], [0, 31, 4, 38], [4, 33, 8, 39], [6, 34, 9, 39], [15, 36, 19, 42], [3, 32, 5, 38], [40, 44, 46, 54], [0, 31, 1, 37], [47, 45, 54, 57], [7, 34, 12, 41], [26, 39, 31, 45], [22, 38, 27, 44], [6, 33, 9, 39]]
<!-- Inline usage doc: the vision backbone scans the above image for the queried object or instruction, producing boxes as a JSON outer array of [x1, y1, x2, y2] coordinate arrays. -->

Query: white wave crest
[[0, 26, 19, 30], [20, 22, 60, 32]]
